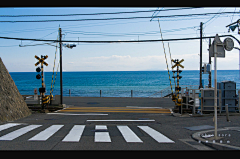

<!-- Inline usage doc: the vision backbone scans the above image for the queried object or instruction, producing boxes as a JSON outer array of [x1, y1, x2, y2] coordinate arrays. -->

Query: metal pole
[[41, 56, 44, 110], [199, 22, 203, 89], [59, 27, 63, 105], [69, 89, 71, 97], [238, 90, 240, 112], [131, 90, 133, 98], [100, 90, 102, 97], [209, 38, 212, 88], [214, 39, 218, 140], [225, 104, 230, 122]]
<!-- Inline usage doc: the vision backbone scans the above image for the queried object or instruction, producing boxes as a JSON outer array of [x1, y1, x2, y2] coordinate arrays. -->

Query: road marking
[[62, 125, 85, 142], [0, 123, 21, 132], [126, 106, 163, 109], [58, 107, 171, 114], [29, 125, 64, 141], [0, 125, 42, 141], [96, 125, 107, 130], [95, 132, 111, 142], [138, 126, 174, 143], [47, 113, 108, 116], [87, 119, 155, 122], [94, 125, 111, 142], [117, 126, 143, 143]]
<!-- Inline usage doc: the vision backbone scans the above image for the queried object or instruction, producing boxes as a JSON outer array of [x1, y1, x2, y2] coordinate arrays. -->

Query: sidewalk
[[192, 126, 240, 150]]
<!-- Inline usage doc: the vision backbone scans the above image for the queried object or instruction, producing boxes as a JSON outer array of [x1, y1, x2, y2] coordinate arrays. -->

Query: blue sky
[[0, 7, 239, 72]]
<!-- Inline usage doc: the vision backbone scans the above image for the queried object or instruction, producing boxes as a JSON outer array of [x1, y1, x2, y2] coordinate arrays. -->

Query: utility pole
[[59, 27, 63, 105], [208, 38, 212, 88], [199, 22, 203, 88]]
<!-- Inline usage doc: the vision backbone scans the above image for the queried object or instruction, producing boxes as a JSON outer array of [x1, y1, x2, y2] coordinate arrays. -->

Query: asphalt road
[[0, 110, 220, 150], [0, 97, 239, 150]]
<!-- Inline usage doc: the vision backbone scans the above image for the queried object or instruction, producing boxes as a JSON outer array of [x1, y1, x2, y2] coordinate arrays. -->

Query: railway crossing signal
[[35, 55, 49, 110], [171, 59, 184, 106]]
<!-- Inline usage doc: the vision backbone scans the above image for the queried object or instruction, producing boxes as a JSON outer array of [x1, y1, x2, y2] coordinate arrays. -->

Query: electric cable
[[0, 7, 202, 17], [0, 11, 238, 23]]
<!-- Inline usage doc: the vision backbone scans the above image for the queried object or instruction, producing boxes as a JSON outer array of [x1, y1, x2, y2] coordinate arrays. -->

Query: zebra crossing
[[0, 123, 174, 143]]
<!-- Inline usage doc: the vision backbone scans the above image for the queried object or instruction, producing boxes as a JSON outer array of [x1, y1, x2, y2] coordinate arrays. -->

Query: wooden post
[[69, 89, 71, 97], [100, 90, 102, 97], [131, 90, 133, 98]]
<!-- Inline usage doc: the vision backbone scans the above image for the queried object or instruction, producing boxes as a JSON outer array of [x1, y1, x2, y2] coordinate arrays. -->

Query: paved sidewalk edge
[[192, 128, 240, 150]]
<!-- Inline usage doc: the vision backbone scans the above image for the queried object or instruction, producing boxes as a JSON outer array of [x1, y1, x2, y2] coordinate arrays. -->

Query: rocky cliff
[[0, 57, 31, 122]]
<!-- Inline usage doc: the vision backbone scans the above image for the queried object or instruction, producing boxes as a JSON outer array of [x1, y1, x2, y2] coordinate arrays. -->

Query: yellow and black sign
[[172, 59, 184, 69], [35, 55, 48, 66]]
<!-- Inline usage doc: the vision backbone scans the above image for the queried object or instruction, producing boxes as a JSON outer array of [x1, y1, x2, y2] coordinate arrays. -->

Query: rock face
[[0, 57, 31, 122]]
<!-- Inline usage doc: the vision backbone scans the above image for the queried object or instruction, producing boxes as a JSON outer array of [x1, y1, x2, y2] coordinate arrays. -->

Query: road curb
[[192, 128, 240, 150]]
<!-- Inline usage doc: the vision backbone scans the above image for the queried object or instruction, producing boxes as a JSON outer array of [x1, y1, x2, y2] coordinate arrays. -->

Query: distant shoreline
[[9, 70, 240, 73]]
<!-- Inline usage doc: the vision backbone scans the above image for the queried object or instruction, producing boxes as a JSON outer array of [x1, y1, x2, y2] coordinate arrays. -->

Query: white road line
[[95, 125, 107, 130], [62, 125, 85, 142], [95, 132, 111, 142], [137, 126, 174, 143], [126, 106, 163, 109], [117, 126, 143, 143], [47, 113, 108, 116], [0, 123, 21, 132], [29, 125, 64, 141], [0, 125, 42, 141], [87, 119, 155, 122]]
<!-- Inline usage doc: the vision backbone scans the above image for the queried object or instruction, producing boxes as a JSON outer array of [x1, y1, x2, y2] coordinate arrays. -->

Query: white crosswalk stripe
[[0, 123, 174, 143], [0, 125, 42, 141], [62, 125, 85, 142], [138, 126, 174, 143], [117, 126, 143, 143], [0, 123, 21, 132], [29, 125, 63, 141], [94, 125, 111, 142]]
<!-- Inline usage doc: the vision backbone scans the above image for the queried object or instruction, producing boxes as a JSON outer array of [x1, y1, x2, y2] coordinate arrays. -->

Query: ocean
[[9, 70, 240, 97]]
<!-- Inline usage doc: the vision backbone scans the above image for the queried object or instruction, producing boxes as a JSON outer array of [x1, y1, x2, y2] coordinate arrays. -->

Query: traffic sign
[[209, 34, 225, 58], [35, 55, 48, 66]]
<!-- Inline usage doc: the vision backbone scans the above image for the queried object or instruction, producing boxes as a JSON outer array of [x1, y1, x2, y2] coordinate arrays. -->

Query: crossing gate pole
[[41, 55, 44, 110]]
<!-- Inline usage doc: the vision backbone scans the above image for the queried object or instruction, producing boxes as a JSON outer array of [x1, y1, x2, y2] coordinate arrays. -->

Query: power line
[[0, 11, 238, 23], [0, 34, 237, 43], [0, 7, 201, 17], [64, 26, 197, 36]]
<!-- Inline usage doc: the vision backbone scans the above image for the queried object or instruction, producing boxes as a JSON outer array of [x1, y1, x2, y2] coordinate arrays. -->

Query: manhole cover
[[87, 102, 99, 104]]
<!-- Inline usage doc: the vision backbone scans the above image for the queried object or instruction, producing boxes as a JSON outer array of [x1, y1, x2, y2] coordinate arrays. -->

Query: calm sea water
[[9, 70, 240, 97]]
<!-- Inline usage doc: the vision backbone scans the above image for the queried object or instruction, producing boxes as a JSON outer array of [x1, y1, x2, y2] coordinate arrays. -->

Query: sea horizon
[[9, 70, 240, 97]]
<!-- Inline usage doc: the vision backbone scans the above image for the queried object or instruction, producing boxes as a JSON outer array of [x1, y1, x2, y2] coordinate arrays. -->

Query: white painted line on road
[[62, 125, 85, 142], [0, 125, 42, 141], [117, 126, 143, 143], [137, 126, 174, 143], [47, 113, 108, 116], [126, 106, 163, 109], [96, 125, 107, 130], [95, 132, 111, 142], [0, 123, 21, 132], [87, 119, 155, 122], [29, 125, 64, 141]]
